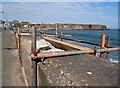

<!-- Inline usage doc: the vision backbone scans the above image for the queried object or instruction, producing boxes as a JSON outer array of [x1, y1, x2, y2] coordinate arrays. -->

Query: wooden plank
[[43, 37, 92, 51]]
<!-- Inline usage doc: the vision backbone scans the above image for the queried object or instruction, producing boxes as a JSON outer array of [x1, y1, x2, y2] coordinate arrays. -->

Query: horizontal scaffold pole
[[39, 32, 114, 48], [97, 47, 120, 52], [16, 33, 31, 36], [16, 32, 116, 48], [40, 32, 56, 36], [31, 47, 120, 59], [57, 37, 114, 48]]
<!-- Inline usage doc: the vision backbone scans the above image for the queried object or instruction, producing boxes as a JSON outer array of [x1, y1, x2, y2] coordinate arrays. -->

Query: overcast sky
[[1, 0, 119, 29]]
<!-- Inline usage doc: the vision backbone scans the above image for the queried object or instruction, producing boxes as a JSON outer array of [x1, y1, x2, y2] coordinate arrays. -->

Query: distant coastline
[[0, 20, 107, 30], [31, 23, 107, 30]]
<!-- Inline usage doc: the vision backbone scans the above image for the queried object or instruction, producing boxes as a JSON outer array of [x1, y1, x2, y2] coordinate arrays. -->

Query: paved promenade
[[0, 30, 2, 87], [2, 30, 25, 86]]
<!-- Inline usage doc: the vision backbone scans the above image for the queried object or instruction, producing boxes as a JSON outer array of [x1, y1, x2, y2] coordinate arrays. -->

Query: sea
[[38, 29, 119, 63]]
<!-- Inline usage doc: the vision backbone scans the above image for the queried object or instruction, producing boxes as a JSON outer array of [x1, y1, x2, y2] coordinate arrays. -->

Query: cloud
[[2, 2, 118, 28]]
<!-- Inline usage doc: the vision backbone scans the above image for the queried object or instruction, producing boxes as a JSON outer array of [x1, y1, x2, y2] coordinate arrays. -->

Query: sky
[[0, 0, 119, 29]]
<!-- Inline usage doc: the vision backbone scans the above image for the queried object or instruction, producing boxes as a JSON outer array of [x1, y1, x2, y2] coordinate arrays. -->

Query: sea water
[[38, 29, 119, 63]]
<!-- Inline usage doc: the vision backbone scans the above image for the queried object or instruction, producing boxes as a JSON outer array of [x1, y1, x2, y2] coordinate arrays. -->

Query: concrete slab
[[39, 54, 119, 86]]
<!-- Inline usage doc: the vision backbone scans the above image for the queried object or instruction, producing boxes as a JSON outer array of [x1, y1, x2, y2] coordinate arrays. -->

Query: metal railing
[[15, 27, 120, 87]]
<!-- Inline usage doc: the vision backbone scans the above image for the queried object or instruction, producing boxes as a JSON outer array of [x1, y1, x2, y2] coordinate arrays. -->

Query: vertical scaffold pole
[[60, 32, 63, 41], [31, 26, 37, 87], [105, 36, 110, 59], [18, 27, 21, 61], [107, 36, 110, 46], [55, 24, 58, 40], [100, 34, 106, 59]]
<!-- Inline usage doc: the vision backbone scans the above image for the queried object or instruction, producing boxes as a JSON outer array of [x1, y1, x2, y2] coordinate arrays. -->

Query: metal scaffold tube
[[31, 26, 37, 87], [17, 27, 21, 61], [31, 47, 120, 59], [100, 34, 106, 59]]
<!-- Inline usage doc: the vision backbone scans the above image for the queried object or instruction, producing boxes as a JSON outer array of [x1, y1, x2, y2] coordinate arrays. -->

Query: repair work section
[[43, 37, 91, 51]]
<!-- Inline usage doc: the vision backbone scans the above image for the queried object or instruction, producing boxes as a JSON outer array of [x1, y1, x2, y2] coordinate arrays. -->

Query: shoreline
[[41, 28, 109, 30]]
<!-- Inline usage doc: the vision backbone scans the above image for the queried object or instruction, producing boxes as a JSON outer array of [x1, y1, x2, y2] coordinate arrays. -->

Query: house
[[21, 21, 30, 28]]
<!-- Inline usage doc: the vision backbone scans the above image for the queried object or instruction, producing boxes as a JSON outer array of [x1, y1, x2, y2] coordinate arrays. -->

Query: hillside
[[32, 24, 107, 30]]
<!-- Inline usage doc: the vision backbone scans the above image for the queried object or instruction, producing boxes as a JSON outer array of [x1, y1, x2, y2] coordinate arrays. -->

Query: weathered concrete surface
[[0, 30, 2, 87], [21, 37, 119, 86], [2, 30, 25, 86], [39, 55, 118, 86], [21, 37, 32, 86]]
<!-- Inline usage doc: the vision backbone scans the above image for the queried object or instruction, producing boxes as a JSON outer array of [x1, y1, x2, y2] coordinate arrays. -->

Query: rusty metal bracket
[[93, 47, 97, 55], [31, 51, 38, 61]]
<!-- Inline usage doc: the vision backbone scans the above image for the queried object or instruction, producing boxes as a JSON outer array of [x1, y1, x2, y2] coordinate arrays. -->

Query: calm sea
[[38, 29, 119, 63]]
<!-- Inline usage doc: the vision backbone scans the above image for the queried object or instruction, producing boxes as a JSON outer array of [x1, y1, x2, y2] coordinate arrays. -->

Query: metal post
[[93, 46, 97, 56], [60, 32, 63, 41], [15, 31, 18, 47], [105, 36, 110, 59], [100, 34, 106, 59], [107, 36, 110, 46], [55, 24, 58, 40], [31, 26, 37, 87], [44, 32, 46, 37], [18, 27, 21, 61]]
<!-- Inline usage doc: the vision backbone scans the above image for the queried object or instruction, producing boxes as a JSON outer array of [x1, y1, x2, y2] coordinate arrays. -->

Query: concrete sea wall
[[20, 37, 118, 86]]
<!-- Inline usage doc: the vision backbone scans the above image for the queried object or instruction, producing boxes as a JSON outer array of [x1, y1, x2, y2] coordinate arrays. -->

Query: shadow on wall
[[38, 64, 50, 86]]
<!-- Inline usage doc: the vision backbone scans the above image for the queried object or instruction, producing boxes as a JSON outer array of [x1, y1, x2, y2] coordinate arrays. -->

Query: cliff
[[32, 24, 107, 30]]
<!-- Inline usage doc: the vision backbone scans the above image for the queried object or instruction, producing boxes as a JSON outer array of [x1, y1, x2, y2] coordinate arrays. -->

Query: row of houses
[[0, 20, 30, 29]]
